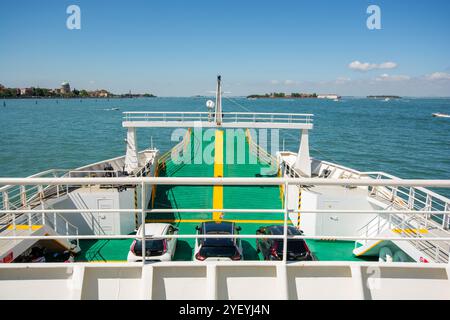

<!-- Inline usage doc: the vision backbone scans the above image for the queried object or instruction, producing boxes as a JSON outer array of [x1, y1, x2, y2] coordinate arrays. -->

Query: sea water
[[1, 97, 449, 196]]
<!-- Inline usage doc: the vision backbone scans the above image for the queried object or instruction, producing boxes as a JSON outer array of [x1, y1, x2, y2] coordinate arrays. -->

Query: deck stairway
[[0, 179, 80, 263], [354, 197, 450, 263], [0, 209, 80, 263]]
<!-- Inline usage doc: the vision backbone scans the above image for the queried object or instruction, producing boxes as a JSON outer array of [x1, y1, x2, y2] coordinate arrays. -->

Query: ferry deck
[[75, 128, 375, 263]]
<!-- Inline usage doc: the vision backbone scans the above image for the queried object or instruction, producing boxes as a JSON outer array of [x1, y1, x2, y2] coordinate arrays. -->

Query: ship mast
[[214, 75, 222, 125]]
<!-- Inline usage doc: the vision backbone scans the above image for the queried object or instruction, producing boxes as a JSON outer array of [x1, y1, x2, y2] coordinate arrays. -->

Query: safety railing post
[[391, 187, 397, 201], [283, 181, 289, 264], [444, 203, 450, 230], [408, 187, 415, 209], [141, 182, 146, 266], [2, 191, 9, 211], [20, 186, 26, 208], [38, 185, 45, 225]]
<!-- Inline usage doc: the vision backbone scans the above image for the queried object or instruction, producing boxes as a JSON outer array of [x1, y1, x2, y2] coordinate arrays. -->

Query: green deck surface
[[77, 128, 372, 262], [76, 238, 133, 262]]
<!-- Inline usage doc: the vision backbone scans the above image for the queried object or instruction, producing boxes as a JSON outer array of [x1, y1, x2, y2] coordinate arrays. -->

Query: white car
[[127, 223, 178, 262], [194, 221, 243, 261]]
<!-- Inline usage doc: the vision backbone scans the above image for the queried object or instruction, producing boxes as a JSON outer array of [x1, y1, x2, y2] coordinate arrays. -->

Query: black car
[[194, 221, 243, 261], [256, 225, 313, 261]]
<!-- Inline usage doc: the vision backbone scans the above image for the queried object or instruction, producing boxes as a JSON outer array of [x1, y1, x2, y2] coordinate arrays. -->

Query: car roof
[[202, 221, 234, 233], [137, 223, 170, 236], [267, 225, 301, 236]]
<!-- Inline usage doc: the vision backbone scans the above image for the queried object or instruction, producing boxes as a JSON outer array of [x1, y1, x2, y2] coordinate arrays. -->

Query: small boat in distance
[[432, 113, 450, 118]]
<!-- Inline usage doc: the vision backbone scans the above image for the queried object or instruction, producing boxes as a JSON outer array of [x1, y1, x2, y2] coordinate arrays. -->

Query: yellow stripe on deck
[[213, 129, 224, 221], [392, 228, 428, 234], [7, 225, 43, 231]]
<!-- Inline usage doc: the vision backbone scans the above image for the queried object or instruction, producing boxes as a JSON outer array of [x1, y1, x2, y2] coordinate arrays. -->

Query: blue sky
[[1, 0, 449, 96]]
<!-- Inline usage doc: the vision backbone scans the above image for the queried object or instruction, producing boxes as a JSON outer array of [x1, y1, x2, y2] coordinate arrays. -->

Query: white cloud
[[284, 80, 295, 85], [378, 62, 397, 69], [270, 80, 280, 84], [349, 60, 398, 72], [426, 72, 450, 80], [375, 74, 410, 81]]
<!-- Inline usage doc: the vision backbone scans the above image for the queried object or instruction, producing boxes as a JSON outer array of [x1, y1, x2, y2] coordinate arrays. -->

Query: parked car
[[256, 225, 313, 261], [194, 221, 243, 261], [127, 223, 178, 262]]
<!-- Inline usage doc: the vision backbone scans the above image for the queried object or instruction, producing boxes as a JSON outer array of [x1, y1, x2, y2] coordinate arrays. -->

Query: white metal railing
[[123, 111, 314, 125], [245, 129, 279, 169], [157, 128, 192, 169], [356, 212, 450, 263], [0, 169, 70, 212], [0, 208, 79, 247], [364, 172, 450, 229], [0, 177, 449, 265], [300, 160, 450, 263], [68, 170, 122, 178], [310, 160, 450, 230]]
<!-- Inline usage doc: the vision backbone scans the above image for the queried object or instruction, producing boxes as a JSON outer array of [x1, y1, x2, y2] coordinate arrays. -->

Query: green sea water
[[1, 97, 449, 197]]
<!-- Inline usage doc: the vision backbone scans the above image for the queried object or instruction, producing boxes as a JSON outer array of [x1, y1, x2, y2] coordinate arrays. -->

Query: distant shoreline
[[0, 96, 157, 100], [367, 95, 402, 99], [247, 93, 341, 100]]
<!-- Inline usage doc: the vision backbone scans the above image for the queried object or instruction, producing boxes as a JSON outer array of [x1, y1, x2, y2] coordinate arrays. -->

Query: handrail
[[123, 111, 314, 125], [123, 111, 314, 116], [1, 178, 450, 264], [157, 128, 191, 167], [363, 171, 450, 204], [245, 128, 279, 168], [2, 177, 449, 187]]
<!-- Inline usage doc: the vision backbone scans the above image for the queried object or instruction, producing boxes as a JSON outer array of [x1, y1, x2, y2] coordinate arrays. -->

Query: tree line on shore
[[247, 92, 318, 99], [0, 84, 156, 99]]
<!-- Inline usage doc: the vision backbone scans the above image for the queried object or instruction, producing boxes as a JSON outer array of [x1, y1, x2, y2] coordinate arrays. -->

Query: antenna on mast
[[214, 75, 222, 125]]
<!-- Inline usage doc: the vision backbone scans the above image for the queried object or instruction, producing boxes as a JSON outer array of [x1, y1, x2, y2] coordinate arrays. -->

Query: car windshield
[[200, 223, 235, 247], [133, 239, 164, 256], [199, 246, 238, 258], [201, 235, 234, 247], [275, 240, 308, 254]]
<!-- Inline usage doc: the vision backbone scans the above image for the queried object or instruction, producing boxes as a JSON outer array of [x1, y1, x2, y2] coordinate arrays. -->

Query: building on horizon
[[61, 82, 71, 94], [20, 88, 34, 96], [317, 94, 341, 100]]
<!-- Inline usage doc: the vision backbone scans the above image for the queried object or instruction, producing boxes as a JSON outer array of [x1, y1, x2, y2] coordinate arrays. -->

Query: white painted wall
[[1, 262, 449, 300], [300, 186, 378, 237], [296, 190, 318, 235], [50, 188, 136, 235]]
